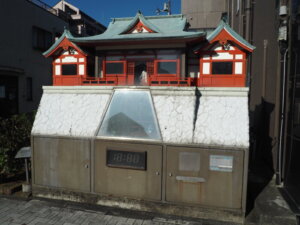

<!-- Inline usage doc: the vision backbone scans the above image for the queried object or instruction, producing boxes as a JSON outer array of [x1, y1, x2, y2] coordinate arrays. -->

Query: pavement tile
[[142, 220, 154, 225], [133, 219, 144, 225], [0, 197, 241, 225], [126, 218, 136, 225]]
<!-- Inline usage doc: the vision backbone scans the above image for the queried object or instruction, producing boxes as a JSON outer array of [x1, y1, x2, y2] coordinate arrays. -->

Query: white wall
[[32, 86, 249, 148]]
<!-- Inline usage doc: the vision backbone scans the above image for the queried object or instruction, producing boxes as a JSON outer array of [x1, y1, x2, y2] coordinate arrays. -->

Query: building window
[[32, 26, 53, 51], [157, 61, 177, 75], [62, 64, 77, 75], [106, 62, 124, 74], [212, 62, 233, 74], [26, 77, 33, 101]]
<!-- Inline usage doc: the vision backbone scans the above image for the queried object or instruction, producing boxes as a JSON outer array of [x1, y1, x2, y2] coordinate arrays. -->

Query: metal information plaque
[[209, 155, 233, 172], [106, 149, 147, 170]]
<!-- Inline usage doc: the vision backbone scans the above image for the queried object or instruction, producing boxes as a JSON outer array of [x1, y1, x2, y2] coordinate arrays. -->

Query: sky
[[43, 0, 181, 26]]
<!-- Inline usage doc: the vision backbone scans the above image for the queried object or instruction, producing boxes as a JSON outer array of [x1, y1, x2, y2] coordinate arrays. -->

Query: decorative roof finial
[[137, 10, 142, 15]]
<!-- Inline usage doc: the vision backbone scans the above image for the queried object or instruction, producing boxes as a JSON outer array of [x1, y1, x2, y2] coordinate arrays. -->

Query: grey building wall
[[181, 0, 282, 172], [249, 0, 281, 171], [181, 0, 229, 29], [0, 0, 67, 116]]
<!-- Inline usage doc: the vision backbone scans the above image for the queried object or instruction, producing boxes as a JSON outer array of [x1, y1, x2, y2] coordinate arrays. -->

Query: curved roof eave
[[43, 28, 73, 57], [43, 28, 87, 57], [69, 32, 206, 44], [119, 11, 161, 34], [207, 20, 255, 51]]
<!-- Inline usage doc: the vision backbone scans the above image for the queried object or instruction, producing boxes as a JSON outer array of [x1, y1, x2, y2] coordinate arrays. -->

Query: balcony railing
[[53, 75, 245, 87], [53, 75, 196, 87]]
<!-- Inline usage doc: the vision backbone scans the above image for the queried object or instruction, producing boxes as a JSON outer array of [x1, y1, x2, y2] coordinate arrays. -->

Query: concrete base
[[32, 186, 245, 224], [245, 177, 297, 225]]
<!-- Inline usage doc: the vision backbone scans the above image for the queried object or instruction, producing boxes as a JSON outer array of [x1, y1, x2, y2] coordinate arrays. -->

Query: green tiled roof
[[43, 28, 86, 57], [119, 11, 161, 34], [69, 12, 205, 43], [207, 20, 255, 51]]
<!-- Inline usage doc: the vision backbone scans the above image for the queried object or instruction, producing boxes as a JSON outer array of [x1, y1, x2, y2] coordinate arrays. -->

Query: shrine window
[[212, 62, 233, 75], [198, 44, 247, 87], [105, 62, 125, 75], [157, 61, 177, 75], [157, 50, 180, 60], [61, 64, 77, 75]]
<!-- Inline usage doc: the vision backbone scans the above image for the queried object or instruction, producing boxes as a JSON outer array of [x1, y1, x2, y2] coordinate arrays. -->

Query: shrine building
[[31, 12, 255, 224], [43, 12, 254, 87]]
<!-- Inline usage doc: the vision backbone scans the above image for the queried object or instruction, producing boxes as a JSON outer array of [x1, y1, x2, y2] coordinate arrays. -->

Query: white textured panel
[[32, 93, 110, 137], [55, 65, 61, 75], [235, 62, 243, 74], [79, 58, 85, 62], [235, 54, 243, 59], [55, 59, 61, 63], [203, 63, 210, 74], [32, 87, 249, 147], [153, 95, 195, 143], [62, 56, 77, 63], [212, 53, 234, 60], [79, 64, 85, 75], [193, 96, 249, 147], [214, 46, 222, 51], [203, 55, 210, 60]]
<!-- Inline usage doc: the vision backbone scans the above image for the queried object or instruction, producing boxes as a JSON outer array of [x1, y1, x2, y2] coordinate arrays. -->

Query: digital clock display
[[106, 149, 147, 170]]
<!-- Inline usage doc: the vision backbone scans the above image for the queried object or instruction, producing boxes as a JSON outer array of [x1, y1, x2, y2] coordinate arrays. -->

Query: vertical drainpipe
[[281, 0, 293, 185], [245, 0, 252, 41], [227, 0, 231, 26], [245, 0, 253, 87], [262, 40, 268, 98], [276, 0, 292, 185], [239, 0, 243, 35], [277, 48, 289, 184], [231, 0, 235, 27]]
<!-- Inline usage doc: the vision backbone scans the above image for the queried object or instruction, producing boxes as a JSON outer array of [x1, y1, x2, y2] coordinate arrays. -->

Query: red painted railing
[[148, 76, 196, 87], [53, 75, 244, 87]]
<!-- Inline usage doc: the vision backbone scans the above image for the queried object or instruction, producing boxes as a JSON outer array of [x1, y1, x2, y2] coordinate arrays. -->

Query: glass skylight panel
[[98, 90, 161, 140]]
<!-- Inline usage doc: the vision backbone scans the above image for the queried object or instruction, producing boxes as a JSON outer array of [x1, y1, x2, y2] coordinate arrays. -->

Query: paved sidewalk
[[0, 197, 238, 225]]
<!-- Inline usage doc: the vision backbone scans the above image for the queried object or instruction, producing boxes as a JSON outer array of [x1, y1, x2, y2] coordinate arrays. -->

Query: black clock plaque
[[106, 149, 147, 170]]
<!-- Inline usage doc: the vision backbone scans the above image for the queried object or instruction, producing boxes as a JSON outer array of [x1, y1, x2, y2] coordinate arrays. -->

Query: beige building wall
[[0, 0, 67, 116]]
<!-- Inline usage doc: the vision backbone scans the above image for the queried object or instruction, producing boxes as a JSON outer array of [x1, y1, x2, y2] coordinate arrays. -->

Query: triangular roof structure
[[67, 12, 205, 43], [43, 28, 87, 57], [43, 13, 254, 55], [194, 20, 255, 52], [119, 11, 160, 34]]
